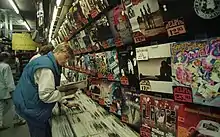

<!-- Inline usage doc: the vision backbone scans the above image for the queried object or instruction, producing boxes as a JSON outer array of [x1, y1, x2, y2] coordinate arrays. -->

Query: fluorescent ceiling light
[[56, 0, 62, 6], [24, 21, 30, 31], [49, 6, 58, 42], [8, 0, 19, 14]]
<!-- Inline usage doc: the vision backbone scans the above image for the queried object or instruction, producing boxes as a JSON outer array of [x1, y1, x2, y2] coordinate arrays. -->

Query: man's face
[[57, 52, 70, 66]]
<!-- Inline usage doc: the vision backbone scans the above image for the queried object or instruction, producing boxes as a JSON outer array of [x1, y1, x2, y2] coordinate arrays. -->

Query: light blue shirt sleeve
[[3, 64, 15, 92]]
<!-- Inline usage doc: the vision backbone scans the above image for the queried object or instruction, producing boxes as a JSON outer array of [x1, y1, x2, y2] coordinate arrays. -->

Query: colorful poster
[[140, 94, 177, 137], [125, 0, 166, 43], [171, 38, 220, 107], [177, 104, 220, 137]]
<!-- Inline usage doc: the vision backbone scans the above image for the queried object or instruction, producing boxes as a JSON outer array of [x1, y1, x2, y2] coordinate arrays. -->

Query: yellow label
[[12, 33, 38, 50]]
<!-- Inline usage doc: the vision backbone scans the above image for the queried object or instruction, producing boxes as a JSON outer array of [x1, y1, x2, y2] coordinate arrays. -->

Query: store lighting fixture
[[49, 6, 58, 42], [56, 0, 62, 6], [8, 0, 19, 14], [24, 21, 30, 31]]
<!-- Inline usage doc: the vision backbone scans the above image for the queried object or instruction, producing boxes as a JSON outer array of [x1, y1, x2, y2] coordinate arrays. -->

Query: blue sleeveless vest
[[13, 52, 61, 124]]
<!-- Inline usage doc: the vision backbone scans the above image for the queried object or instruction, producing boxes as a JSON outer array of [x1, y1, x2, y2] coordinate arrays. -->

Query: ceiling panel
[[0, 0, 36, 30]]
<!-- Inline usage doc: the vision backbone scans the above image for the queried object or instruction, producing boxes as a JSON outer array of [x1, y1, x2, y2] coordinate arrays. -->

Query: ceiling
[[0, 0, 36, 31]]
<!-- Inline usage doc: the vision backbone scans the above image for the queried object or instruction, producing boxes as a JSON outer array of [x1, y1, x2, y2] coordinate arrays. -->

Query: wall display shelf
[[59, 0, 220, 136]]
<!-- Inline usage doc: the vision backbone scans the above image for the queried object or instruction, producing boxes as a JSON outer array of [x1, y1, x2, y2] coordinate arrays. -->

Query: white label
[[136, 47, 149, 61]]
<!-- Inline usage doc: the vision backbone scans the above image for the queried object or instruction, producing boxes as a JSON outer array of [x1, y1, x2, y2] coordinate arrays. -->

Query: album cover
[[89, 78, 103, 100], [159, 0, 220, 39], [125, 0, 167, 43], [121, 87, 141, 129], [94, 15, 114, 42], [89, 53, 97, 74], [70, 1, 88, 27], [108, 82, 124, 116], [177, 104, 220, 137], [106, 50, 120, 81], [137, 43, 173, 94], [171, 38, 220, 107], [118, 46, 139, 89], [107, 5, 134, 45], [140, 94, 177, 137], [83, 0, 109, 18], [96, 52, 108, 78], [86, 24, 102, 51], [76, 31, 87, 50]]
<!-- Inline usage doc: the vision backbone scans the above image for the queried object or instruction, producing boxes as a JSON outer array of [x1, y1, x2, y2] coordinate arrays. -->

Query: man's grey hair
[[53, 42, 73, 57]]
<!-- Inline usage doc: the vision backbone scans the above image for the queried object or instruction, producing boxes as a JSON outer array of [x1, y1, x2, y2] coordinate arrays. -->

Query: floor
[[0, 103, 30, 137]]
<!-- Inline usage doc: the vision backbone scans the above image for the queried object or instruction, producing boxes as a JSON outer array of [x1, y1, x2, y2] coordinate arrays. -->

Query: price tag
[[120, 76, 129, 85], [90, 9, 99, 18], [107, 74, 114, 81], [110, 105, 117, 113], [98, 73, 104, 78], [173, 86, 193, 103], [102, 41, 109, 49], [140, 80, 151, 91], [115, 37, 123, 47], [121, 114, 128, 123], [136, 47, 149, 61], [133, 32, 146, 43], [165, 18, 186, 37], [99, 98, 105, 106]]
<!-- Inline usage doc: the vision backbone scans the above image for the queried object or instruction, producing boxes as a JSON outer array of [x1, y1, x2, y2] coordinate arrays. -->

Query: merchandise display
[[52, 92, 139, 137], [159, 0, 220, 39], [171, 38, 220, 107], [140, 94, 177, 137], [118, 45, 139, 89], [121, 87, 140, 129], [15, 0, 220, 136], [177, 104, 220, 137], [137, 43, 173, 94], [96, 52, 108, 78], [124, 0, 167, 43], [106, 49, 120, 81]]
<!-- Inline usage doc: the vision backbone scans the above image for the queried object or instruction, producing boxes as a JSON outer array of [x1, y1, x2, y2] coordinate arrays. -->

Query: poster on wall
[[125, 0, 167, 43], [107, 4, 133, 46], [171, 38, 220, 107], [121, 87, 140, 129], [177, 104, 220, 137], [140, 94, 177, 137], [106, 50, 120, 81], [137, 43, 173, 94], [159, 0, 220, 39], [118, 46, 139, 89]]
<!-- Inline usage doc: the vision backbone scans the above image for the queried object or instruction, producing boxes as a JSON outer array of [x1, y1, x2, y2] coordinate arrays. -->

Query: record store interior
[[0, 0, 220, 137]]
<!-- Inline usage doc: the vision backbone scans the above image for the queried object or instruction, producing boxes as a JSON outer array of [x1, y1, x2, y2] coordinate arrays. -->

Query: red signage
[[120, 76, 129, 85], [173, 86, 193, 103], [133, 31, 146, 43], [115, 37, 123, 47], [165, 18, 186, 37], [107, 74, 114, 81], [99, 98, 105, 106], [90, 9, 99, 18]]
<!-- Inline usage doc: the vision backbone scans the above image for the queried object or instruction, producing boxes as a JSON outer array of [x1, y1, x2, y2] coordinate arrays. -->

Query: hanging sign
[[12, 33, 38, 50]]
